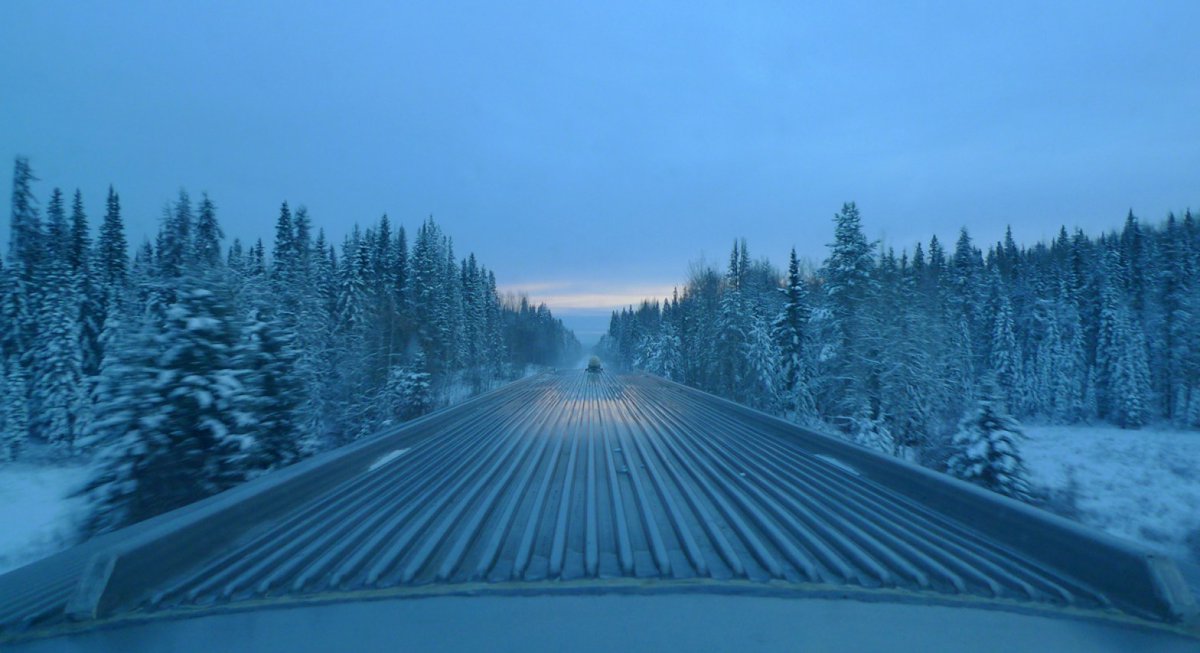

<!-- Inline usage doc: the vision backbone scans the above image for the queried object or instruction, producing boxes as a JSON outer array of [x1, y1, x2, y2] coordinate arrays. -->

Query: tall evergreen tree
[[1159, 213, 1193, 420], [717, 241, 749, 399], [1110, 317, 1152, 429], [8, 157, 43, 282], [69, 190, 91, 272], [988, 273, 1025, 413], [0, 258, 28, 460], [69, 190, 103, 378], [45, 188, 68, 256], [271, 201, 295, 285], [96, 186, 128, 291], [26, 190, 84, 448], [193, 194, 223, 267], [0, 359, 27, 460], [774, 248, 816, 423], [87, 279, 249, 534], [28, 264, 83, 449], [743, 312, 781, 411], [240, 306, 304, 471], [820, 202, 877, 428], [158, 190, 194, 277]]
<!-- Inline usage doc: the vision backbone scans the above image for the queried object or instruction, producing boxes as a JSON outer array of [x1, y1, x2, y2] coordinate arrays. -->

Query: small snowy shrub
[[946, 391, 1031, 500]]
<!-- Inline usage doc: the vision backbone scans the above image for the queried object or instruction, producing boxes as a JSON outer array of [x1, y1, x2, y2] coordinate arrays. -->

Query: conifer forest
[[0, 158, 580, 535], [600, 202, 1200, 489]]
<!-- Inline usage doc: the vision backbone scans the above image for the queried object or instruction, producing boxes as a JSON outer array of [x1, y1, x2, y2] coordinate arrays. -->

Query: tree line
[[600, 202, 1200, 471], [0, 157, 580, 534]]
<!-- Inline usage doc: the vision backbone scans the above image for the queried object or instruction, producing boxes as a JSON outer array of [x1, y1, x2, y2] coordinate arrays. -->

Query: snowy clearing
[[1022, 424, 1200, 563], [0, 462, 89, 575]]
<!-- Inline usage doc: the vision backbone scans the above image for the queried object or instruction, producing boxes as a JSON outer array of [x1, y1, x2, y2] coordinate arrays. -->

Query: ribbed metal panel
[[7, 370, 1197, 645], [143, 371, 1105, 610]]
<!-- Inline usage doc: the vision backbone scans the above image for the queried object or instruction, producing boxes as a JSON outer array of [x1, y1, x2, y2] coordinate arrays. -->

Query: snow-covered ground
[[1022, 424, 1200, 563], [0, 462, 89, 575]]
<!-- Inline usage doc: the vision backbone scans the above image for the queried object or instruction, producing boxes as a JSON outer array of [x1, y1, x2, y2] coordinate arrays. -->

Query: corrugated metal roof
[[0, 371, 1196, 642]]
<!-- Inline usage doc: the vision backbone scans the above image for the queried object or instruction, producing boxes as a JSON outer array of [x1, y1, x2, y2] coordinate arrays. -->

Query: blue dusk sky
[[2, 1, 1198, 344]]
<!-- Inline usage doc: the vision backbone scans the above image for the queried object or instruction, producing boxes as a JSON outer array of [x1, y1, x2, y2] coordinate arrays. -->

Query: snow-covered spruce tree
[[249, 239, 266, 276], [946, 385, 1031, 500], [384, 350, 433, 423], [1093, 248, 1130, 418], [637, 320, 683, 382], [1110, 317, 1152, 429], [84, 274, 248, 535], [483, 269, 508, 380], [1158, 212, 1197, 421], [410, 220, 456, 373], [7, 159, 44, 415], [987, 272, 1025, 415], [239, 306, 304, 473], [1091, 242, 1152, 430], [1119, 210, 1148, 318], [1049, 290, 1086, 423], [633, 332, 657, 375], [0, 260, 29, 460], [1031, 310, 1059, 420], [717, 241, 749, 400], [192, 194, 223, 268], [950, 228, 986, 375], [904, 238, 964, 441], [743, 312, 781, 412], [293, 206, 314, 275], [820, 202, 878, 429], [365, 215, 395, 382], [849, 398, 895, 455], [774, 248, 817, 424], [81, 314, 165, 534], [28, 263, 84, 449], [93, 186, 129, 355], [460, 254, 487, 390], [270, 201, 296, 289], [327, 233, 375, 443], [293, 229, 338, 451], [390, 224, 412, 357], [8, 157, 43, 285], [28, 190, 85, 449], [680, 267, 722, 390], [69, 190, 103, 382], [68, 190, 90, 272], [96, 186, 129, 291], [0, 354, 28, 461], [162, 280, 247, 479], [268, 201, 306, 359], [442, 237, 466, 372], [876, 253, 938, 457], [157, 190, 194, 279]]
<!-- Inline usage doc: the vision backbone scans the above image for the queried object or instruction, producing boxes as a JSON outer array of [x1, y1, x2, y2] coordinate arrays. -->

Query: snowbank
[[1022, 424, 1200, 563], [0, 462, 89, 575]]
